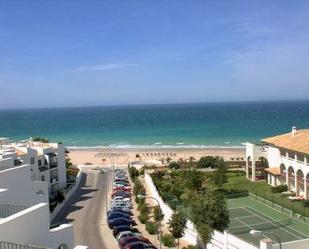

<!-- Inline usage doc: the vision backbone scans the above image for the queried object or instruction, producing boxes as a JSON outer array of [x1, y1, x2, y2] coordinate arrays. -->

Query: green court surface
[[227, 197, 309, 246]]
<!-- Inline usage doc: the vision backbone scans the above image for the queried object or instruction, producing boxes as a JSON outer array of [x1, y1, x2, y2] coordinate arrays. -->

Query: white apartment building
[[0, 162, 77, 249], [246, 127, 309, 199], [0, 138, 67, 199]]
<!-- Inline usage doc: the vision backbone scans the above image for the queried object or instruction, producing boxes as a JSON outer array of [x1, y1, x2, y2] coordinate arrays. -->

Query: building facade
[[0, 138, 67, 199], [246, 127, 309, 199]]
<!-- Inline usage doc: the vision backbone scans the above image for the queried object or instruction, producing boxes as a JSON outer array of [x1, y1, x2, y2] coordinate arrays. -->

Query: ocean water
[[0, 101, 309, 148]]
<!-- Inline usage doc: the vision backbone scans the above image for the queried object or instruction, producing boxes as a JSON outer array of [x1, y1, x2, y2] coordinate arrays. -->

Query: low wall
[[144, 172, 259, 249], [50, 167, 83, 222], [273, 238, 309, 249]]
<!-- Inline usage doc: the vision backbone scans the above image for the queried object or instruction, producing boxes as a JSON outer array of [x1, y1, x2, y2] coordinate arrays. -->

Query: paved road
[[53, 167, 118, 249]]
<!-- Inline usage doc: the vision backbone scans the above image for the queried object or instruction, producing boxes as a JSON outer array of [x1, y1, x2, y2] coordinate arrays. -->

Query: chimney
[[292, 126, 297, 136]]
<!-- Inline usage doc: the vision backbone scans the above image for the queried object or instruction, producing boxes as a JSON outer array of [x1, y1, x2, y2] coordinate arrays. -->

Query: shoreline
[[68, 147, 245, 165]]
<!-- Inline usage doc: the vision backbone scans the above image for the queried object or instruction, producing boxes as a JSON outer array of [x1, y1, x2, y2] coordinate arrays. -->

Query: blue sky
[[1, 0, 309, 109]]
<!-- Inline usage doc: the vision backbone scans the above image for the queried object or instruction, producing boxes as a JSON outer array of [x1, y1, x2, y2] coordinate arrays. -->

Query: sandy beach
[[68, 147, 245, 165]]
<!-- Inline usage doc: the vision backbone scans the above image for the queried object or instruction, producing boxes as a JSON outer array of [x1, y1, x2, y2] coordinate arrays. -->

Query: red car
[[113, 186, 131, 191], [119, 236, 150, 249]]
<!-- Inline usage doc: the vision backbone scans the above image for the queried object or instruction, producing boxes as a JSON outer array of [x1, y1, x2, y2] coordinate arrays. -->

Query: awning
[[264, 167, 281, 175]]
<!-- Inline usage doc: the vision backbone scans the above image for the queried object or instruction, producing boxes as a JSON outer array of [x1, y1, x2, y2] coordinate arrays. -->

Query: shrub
[[139, 168, 145, 175], [128, 166, 139, 180], [138, 212, 149, 224], [302, 200, 309, 207], [271, 185, 288, 193], [160, 233, 175, 247], [33, 137, 49, 143], [169, 161, 180, 169], [138, 202, 149, 215], [197, 156, 220, 168], [145, 221, 157, 235]]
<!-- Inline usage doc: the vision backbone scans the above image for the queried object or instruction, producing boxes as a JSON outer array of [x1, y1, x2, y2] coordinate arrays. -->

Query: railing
[[49, 163, 58, 169], [0, 204, 29, 218], [0, 241, 47, 249]]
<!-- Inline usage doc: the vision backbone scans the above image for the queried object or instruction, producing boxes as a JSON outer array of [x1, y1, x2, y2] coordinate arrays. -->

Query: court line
[[233, 213, 268, 241], [245, 206, 304, 239], [230, 214, 257, 220], [246, 206, 308, 238]]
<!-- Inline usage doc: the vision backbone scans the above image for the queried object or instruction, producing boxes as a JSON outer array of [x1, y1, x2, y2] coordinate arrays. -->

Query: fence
[[0, 241, 46, 249], [224, 179, 309, 219], [249, 193, 309, 222], [0, 204, 29, 218]]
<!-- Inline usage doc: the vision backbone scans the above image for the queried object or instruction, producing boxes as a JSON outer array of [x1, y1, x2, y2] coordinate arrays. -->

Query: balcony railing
[[39, 166, 49, 172], [0, 241, 47, 249], [49, 162, 58, 169], [0, 204, 29, 218]]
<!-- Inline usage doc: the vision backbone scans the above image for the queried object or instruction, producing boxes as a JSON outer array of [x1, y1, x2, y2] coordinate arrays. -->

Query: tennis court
[[227, 197, 309, 246]]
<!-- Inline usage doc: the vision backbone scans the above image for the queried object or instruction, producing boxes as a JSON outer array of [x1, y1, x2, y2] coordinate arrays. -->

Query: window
[[41, 175, 45, 181], [30, 157, 35, 165], [38, 160, 42, 166]]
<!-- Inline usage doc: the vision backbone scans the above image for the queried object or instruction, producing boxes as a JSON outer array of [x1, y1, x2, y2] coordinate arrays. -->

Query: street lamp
[[249, 230, 282, 249], [138, 194, 162, 249]]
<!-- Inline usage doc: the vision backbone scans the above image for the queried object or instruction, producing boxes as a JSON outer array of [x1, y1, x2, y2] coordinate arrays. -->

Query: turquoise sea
[[1, 101, 309, 148]]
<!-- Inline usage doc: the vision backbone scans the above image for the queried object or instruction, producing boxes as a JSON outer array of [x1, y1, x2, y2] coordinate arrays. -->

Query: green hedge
[[160, 233, 175, 247], [145, 221, 157, 234], [271, 185, 288, 193]]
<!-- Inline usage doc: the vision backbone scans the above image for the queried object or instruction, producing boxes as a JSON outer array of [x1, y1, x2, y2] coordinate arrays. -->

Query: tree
[[153, 205, 164, 223], [169, 161, 180, 169], [153, 205, 164, 239], [208, 158, 228, 188], [197, 156, 219, 168], [185, 188, 229, 244], [168, 211, 187, 249], [184, 169, 203, 191]]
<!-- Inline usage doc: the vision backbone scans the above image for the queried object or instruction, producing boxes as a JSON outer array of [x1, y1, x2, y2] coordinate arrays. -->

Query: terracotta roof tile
[[262, 129, 309, 155]]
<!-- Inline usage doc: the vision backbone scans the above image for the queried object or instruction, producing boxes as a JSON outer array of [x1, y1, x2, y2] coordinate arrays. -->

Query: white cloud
[[66, 63, 138, 73]]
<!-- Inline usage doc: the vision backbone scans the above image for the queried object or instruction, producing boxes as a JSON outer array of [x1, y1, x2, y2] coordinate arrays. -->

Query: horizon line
[[1, 98, 309, 111]]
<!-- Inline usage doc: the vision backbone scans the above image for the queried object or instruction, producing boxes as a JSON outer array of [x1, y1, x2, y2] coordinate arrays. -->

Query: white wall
[[0, 165, 48, 206], [0, 203, 74, 249], [50, 167, 83, 221]]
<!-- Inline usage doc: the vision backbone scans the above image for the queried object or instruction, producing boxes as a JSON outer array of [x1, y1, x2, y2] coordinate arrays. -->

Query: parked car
[[119, 236, 151, 249], [112, 191, 131, 198], [107, 211, 131, 220], [112, 196, 131, 202], [113, 186, 131, 191], [124, 241, 157, 249], [107, 208, 133, 216], [108, 217, 136, 229], [116, 231, 143, 241], [110, 203, 132, 210], [109, 206, 133, 214], [111, 201, 132, 209], [113, 225, 139, 237]]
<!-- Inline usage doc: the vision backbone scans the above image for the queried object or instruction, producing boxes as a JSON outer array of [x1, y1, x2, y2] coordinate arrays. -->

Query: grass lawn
[[223, 175, 309, 218]]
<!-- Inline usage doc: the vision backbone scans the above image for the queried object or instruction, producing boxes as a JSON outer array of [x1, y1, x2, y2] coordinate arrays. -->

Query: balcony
[[49, 162, 58, 169], [0, 204, 29, 218], [0, 241, 46, 249]]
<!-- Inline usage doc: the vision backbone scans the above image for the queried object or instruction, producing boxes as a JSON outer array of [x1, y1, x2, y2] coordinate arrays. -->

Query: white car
[[112, 196, 131, 202], [116, 231, 143, 241]]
